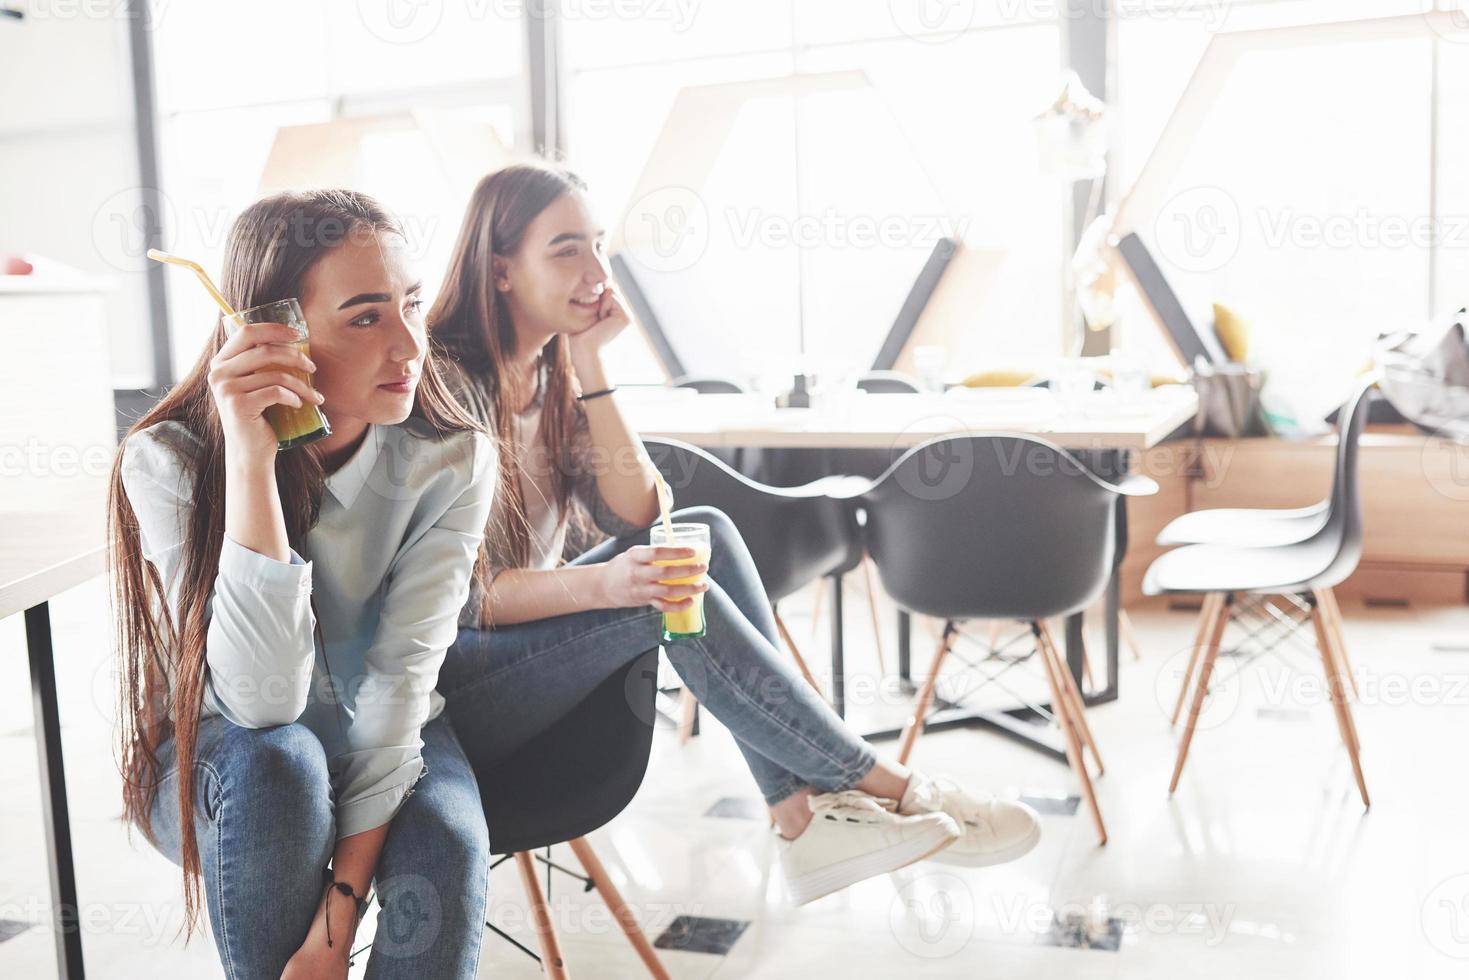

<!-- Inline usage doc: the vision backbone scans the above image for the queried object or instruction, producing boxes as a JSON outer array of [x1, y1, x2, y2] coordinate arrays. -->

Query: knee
[[677, 505, 741, 548], [217, 722, 332, 825]]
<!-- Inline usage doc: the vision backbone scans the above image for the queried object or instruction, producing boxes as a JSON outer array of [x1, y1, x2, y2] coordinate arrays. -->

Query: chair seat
[[1142, 538, 1339, 597], [1155, 502, 1328, 548], [463, 649, 659, 855]]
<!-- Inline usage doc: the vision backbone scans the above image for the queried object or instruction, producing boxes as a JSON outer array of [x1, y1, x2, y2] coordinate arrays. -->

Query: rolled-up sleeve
[[332, 433, 497, 839], [120, 429, 318, 729]]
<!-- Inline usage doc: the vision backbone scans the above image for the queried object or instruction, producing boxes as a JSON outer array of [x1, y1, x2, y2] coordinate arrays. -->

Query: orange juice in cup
[[226, 298, 331, 450], [651, 522, 711, 641]]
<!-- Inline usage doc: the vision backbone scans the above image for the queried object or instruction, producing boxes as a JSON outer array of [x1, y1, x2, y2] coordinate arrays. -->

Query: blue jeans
[[146, 711, 489, 979], [437, 506, 878, 806]]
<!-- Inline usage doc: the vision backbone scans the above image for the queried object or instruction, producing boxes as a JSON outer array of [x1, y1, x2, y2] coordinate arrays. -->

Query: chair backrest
[[861, 434, 1128, 621], [1308, 374, 1377, 588], [644, 437, 861, 602], [672, 375, 747, 395], [857, 371, 923, 395], [472, 649, 660, 854]]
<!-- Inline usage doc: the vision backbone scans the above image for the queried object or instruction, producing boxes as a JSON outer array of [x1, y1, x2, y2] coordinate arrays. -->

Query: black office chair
[[856, 434, 1160, 845], [1144, 376, 1377, 808], [644, 438, 862, 713], [459, 648, 671, 980]]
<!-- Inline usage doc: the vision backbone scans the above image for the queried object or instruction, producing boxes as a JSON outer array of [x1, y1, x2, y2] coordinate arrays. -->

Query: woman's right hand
[[207, 321, 323, 461], [598, 545, 710, 612]]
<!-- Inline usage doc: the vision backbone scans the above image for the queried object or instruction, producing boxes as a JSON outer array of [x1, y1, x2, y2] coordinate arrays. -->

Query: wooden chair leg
[[677, 688, 698, 746], [809, 576, 827, 644], [1036, 620, 1104, 776], [1080, 634, 1095, 691], [1119, 609, 1143, 661], [860, 557, 889, 677], [1171, 593, 1223, 727], [1032, 621, 1107, 845], [1168, 593, 1232, 795], [775, 606, 825, 698], [1310, 593, 1370, 807], [567, 838, 672, 980], [896, 623, 957, 766], [1319, 587, 1361, 700], [514, 851, 569, 980]]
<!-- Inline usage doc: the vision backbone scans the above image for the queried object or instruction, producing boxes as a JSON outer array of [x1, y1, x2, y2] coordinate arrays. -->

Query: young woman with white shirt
[[430, 164, 1042, 906], [109, 190, 496, 979]]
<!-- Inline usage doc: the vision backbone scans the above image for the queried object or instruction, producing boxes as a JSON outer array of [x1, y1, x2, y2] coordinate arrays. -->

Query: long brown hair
[[106, 189, 482, 938], [428, 164, 588, 573]]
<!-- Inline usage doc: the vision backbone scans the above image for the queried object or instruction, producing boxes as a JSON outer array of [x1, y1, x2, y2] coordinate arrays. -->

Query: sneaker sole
[[785, 823, 961, 906], [922, 819, 1042, 868]]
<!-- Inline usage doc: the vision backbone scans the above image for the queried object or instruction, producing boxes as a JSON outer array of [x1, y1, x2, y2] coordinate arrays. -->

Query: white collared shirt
[[120, 419, 496, 840]]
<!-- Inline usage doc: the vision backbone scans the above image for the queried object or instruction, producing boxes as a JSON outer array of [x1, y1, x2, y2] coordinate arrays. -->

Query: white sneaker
[[898, 771, 1041, 867], [777, 791, 961, 906]]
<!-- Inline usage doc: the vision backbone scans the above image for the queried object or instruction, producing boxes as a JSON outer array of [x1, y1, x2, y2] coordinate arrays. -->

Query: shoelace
[[809, 790, 899, 817]]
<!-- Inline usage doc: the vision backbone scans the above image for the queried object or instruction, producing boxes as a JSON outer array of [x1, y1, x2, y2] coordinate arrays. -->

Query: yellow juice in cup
[[228, 299, 331, 450], [650, 523, 711, 641]]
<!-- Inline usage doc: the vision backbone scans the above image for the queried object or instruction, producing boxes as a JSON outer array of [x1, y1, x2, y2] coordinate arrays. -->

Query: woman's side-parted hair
[[428, 164, 590, 579], [106, 189, 484, 938]]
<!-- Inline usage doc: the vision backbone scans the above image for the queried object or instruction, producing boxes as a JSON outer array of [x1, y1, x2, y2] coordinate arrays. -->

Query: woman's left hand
[[568, 282, 631, 376]]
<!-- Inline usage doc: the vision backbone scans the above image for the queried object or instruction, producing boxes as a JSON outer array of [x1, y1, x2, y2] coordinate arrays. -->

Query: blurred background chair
[[644, 437, 864, 726], [1144, 375, 1377, 808], [855, 434, 1159, 845]]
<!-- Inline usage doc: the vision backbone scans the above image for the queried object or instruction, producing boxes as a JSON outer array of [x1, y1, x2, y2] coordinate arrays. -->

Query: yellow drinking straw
[[146, 248, 237, 320], [652, 468, 676, 542]]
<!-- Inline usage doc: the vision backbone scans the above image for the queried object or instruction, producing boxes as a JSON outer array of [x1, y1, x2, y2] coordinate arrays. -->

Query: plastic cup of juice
[[226, 298, 331, 450], [650, 522, 711, 641]]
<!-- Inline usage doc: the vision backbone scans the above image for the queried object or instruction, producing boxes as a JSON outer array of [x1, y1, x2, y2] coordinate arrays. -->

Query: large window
[[1116, 0, 1455, 418], [151, 0, 527, 376], [561, 0, 1065, 385]]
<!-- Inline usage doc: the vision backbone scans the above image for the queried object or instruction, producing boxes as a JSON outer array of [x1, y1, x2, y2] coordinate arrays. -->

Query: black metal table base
[[26, 601, 85, 978]]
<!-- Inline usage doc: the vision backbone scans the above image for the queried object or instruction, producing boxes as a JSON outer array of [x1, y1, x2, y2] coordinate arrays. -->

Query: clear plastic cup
[[226, 298, 331, 450], [650, 522, 711, 641]]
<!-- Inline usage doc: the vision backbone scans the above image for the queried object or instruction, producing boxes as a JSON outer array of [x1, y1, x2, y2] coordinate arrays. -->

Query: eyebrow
[[548, 230, 606, 247], [337, 281, 423, 310]]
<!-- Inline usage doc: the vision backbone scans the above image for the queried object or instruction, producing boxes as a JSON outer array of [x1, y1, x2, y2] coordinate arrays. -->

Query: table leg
[[897, 610, 913, 692], [26, 602, 85, 979], [829, 574, 846, 719]]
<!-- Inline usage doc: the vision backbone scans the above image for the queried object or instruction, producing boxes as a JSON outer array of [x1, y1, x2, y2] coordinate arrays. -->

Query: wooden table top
[[1, 489, 108, 619], [624, 385, 1199, 452]]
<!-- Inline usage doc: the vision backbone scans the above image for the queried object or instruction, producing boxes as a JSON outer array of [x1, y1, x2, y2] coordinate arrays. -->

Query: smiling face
[[496, 190, 611, 345], [297, 230, 426, 437]]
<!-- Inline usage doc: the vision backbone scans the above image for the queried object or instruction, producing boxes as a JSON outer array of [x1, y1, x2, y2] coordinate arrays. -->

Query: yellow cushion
[[1212, 302, 1251, 363], [960, 368, 1041, 388]]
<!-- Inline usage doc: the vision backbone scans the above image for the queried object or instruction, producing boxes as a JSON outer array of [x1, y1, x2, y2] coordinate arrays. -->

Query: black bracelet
[[577, 386, 618, 402], [320, 868, 369, 949]]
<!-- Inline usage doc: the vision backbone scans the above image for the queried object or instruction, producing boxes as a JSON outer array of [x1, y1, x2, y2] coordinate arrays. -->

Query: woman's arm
[[484, 545, 708, 626], [566, 283, 662, 528]]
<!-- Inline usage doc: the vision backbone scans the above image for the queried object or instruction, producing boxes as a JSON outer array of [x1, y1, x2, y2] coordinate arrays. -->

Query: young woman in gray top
[[110, 190, 497, 978], [431, 164, 1041, 906]]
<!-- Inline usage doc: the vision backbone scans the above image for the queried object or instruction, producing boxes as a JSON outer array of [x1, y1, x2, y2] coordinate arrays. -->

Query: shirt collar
[[322, 424, 384, 510]]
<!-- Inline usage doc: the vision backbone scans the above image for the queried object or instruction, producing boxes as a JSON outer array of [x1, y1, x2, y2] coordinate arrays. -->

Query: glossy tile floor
[[3, 575, 1468, 978]]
